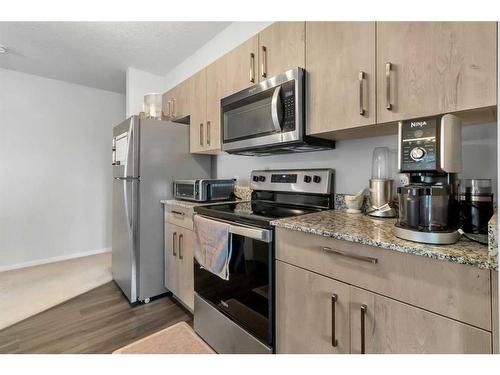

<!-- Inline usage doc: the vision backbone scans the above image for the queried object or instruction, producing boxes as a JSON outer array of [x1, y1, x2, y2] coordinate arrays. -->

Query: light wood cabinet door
[[377, 22, 497, 124], [171, 77, 192, 121], [190, 69, 207, 153], [276, 261, 350, 354], [162, 90, 174, 120], [306, 22, 376, 136], [205, 57, 227, 152], [258, 22, 305, 81], [177, 227, 194, 311], [224, 35, 258, 94], [350, 286, 492, 354], [164, 223, 179, 296]]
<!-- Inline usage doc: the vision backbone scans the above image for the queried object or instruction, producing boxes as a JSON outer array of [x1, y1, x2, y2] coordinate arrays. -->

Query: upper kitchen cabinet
[[189, 69, 207, 153], [224, 35, 259, 94], [162, 77, 193, 123], [377, 22, 497, 124], [205, 57, 227, 152], [258, 22, 306, 80], [306, 22, 376, 136]]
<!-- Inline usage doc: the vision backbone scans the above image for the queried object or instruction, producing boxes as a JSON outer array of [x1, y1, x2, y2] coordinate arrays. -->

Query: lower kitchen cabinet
[[164, 222, 195, 310], [276, 261, 350, 353], [349, 287, 492, 354], [275, 258, 493, 354]]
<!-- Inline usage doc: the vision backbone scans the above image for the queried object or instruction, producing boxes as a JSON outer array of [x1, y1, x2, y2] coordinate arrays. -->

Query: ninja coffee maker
[[394, 114, 462, 245]]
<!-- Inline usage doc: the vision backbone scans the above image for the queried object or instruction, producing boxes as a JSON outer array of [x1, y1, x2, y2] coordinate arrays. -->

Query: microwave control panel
[[281, 80, 296, 132], [399, 117, 439, 172]]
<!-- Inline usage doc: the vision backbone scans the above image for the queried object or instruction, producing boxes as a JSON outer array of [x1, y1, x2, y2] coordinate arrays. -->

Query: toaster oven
[[174, 179, 235, 202]]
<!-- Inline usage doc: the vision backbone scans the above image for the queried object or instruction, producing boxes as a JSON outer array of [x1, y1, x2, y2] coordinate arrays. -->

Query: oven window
[[223, 87, 281, 143], [176, 184, 194, 197], [194, 233, 273, 344]]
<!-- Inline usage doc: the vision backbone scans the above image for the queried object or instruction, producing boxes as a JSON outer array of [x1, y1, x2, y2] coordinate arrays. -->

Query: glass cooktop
[[194, 200, 321, 228]]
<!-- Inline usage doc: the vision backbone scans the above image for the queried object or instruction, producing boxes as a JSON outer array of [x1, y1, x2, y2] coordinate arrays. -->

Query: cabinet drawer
[[165, 204, 194, 230], [276, 228, 491, 330]]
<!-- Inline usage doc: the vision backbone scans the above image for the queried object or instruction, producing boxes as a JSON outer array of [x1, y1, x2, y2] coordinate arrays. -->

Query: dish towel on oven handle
[[193, 215, 232, 280]]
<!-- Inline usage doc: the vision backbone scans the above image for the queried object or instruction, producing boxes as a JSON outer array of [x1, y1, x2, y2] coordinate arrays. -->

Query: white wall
[[0, 68, 125, 270], [126, 67, 165, 118]]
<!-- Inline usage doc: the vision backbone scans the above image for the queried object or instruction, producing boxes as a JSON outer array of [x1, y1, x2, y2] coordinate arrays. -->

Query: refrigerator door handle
[[124, 180, 133, 232], [114, 177, 140, 181]]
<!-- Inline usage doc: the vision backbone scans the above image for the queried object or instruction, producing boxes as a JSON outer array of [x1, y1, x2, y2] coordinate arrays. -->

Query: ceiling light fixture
[[0, 45, 7, 53]]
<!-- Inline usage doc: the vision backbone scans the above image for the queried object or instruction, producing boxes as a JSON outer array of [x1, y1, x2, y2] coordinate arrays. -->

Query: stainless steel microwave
[[221, 67, 334, 156]]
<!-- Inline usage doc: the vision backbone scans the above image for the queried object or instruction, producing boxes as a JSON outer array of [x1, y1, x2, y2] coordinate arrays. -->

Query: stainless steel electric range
[[193, 168, 335, 354]]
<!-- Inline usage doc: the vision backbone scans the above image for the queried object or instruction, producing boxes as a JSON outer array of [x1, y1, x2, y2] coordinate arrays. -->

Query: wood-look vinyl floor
[[0, 281, 192, 354]]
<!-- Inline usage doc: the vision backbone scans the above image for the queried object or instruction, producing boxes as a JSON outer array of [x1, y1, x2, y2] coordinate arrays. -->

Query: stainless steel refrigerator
[[112, 116, 211, 303]]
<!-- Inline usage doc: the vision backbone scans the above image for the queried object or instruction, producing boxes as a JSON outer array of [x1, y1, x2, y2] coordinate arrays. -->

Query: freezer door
[[112, 177, 139, 303], [112, 116, 139, 178]]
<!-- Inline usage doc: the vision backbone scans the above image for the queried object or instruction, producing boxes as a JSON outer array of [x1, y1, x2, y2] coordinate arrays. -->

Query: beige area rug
[[113, 322, 216, 354], [0, 252, 112, 330]]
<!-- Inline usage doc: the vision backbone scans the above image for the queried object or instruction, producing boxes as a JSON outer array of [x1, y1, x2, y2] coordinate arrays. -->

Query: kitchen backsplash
[[216, 122, 497, 199]]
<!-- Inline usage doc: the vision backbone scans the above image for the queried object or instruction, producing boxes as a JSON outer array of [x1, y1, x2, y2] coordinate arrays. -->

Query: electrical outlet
[[397, 173, 409, 187]]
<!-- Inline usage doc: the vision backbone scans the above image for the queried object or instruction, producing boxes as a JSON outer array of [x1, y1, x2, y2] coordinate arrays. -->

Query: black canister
[[459, 179, 494, 235]]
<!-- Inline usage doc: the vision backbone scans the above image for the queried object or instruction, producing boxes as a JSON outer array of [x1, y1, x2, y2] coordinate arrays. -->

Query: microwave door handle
[[270, 86, 282, 133]]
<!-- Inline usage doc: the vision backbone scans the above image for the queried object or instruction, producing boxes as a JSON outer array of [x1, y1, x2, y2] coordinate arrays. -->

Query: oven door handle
[[229, 224, 272, 243], [270, 86, 282, 133], [197, 215, 273, 243]]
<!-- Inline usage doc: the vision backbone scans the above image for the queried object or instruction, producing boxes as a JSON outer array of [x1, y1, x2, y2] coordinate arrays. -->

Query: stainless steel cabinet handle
[[249, 53, 255, 83], [200, 123, 204, 147], [172, 98, 176, 118], [178, 234, 184, 260], [361, 304, 367, 354], [261, 46, 267, 78], [171, 210, 185, 216], [359, 71, 365, 116], [322, 247, 378, 264], [167, 100, 172, 118], [172, 232, 177, 257], [385, 62, 392, 110], [331, 294, 338, 347], [206, 121, 211, 146]]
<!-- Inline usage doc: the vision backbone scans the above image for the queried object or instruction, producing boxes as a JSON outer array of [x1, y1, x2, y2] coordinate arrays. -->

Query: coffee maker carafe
[[394, 114, 462, 244]]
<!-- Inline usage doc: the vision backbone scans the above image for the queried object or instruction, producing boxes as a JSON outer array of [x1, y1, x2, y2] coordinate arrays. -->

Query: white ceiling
[[0, 22, 231, 93]]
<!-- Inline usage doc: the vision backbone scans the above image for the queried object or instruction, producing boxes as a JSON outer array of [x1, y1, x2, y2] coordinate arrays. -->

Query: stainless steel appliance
[[112, 116, 211, 303], [395, 114, 462, 244], [221, 68, 335, 155], [174, 179, 235, 202], [459, 179, 494, 235], [368, 147, 397, 218], [193, 169, 335, 353]]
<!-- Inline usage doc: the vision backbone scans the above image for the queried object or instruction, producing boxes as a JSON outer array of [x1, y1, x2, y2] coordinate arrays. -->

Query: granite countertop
[[271, 210, 497, 271], [160, 199, 248, 209]]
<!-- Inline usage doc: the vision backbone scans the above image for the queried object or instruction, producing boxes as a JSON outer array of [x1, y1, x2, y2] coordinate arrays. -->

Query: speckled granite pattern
[[234, 186, 252, 201], [271, 210, 497, 271], [160, 198, 247, 210], [334, 194, 371, 212], [488, 212, 498, 257]]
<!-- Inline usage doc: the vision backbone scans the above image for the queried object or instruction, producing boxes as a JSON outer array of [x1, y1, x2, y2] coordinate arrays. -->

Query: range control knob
[[252, 175, 259, 182], [410, 147, 426, 161], [303, 175, 312, 183], [258, 175, 266, 182], [313, 175, 322, 183]]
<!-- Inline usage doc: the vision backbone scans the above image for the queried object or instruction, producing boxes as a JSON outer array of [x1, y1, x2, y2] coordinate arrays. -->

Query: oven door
[[221, 68, 303, 153], [174, 180, 198, 201], [194, 217, 274, 347]]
